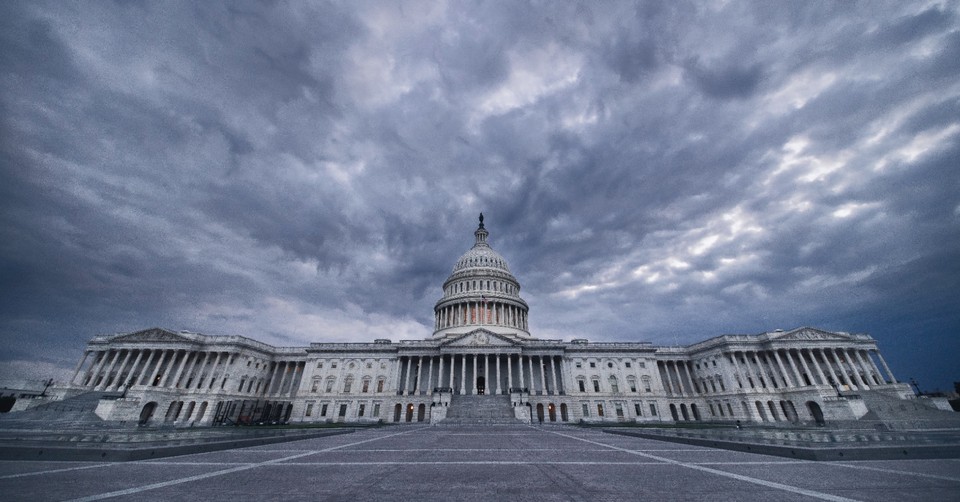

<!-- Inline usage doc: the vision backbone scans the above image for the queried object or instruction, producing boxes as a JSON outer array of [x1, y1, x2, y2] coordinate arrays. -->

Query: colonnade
[[659, 346, 896, 397], [394, 353, 563, 396], [434, 302, 528, 331], [71, 348, 306, 397]]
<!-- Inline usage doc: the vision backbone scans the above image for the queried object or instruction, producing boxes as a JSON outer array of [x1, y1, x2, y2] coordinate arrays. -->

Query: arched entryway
[[680, 403, 690, 421], [476, 377, 485, 395], [669, 403, 679, 421], [690, 403, 701, 421], [560, 403, 568, 422], [548, 403, 556, 422], [405, 403, 414, 422], [138, 402, 157, 426], [806, 401, 825, 426], [417, 403, 426, 422], [394, 403, 402, 422], [536, 403, 545, 423]]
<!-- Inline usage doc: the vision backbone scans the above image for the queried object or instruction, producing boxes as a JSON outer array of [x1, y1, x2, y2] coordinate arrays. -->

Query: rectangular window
[[582, 403, 589, 417], [589, 362, 596, 368], [578, 380, 586, 392], [615, 403, 624, 417], [634, 403, 642, 416], [311, 380, 319, 392], [305, 403, 314, 417], [377, 380, 384, 392], [317, 362, 323, 368], [597, 404, 604, 417], [639, 362, 646, 369], [592, 380, 600, 392], [320, 404, 328, 417], [630, 382, 637, 392], [373, 403, 380, 417], [625, 362, 631, 368], [649, 403, 657, 416], [358, 404, 365, 417], [343, 380, 352, 393], [338, 404, 347, 417], [575, 362, 582, 368], [362, 380, 369, 393], [325, 380, 334, 392], [331, 362, 338, 369]]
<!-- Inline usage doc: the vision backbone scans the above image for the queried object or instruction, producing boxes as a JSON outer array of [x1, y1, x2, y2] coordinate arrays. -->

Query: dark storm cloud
[[1, 1, 958, 391]]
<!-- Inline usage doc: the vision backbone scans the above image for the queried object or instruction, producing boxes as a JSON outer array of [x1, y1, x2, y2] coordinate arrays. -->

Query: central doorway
[[476, 376, 485, 395]]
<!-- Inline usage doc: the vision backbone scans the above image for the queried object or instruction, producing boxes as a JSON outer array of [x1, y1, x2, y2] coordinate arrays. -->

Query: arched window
[[343, 377, 354, 393], [361, 378, 371, 393], [591, 378, 601, 393], [376, 377, 385, 393], [627, 376, 637, 393], [609, 375, 619, 393], [576, 377, 586, 393], [325, 377, 336, 393]]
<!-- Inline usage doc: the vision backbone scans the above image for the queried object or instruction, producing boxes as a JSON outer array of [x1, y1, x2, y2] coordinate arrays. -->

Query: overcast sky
[[2, 1, 958, 392]]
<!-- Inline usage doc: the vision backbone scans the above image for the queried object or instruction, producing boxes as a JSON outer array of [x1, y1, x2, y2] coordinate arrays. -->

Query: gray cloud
[[1, 1, 958, 392]]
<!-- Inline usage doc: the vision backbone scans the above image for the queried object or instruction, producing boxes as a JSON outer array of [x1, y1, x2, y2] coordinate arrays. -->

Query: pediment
[[770, 327, 853, 342], [110, 328, 192, 344], [441, 329, 519, 348]]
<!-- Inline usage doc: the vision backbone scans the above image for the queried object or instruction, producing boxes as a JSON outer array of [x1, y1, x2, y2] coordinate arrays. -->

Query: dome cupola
[[432, 214, 530, 339]]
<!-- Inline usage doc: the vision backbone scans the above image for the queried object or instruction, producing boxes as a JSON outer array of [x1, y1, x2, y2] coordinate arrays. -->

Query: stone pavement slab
[[0, 425, 958, 501]]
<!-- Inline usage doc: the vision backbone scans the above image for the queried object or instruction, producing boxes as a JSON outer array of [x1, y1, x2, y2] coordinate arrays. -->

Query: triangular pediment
[[110, 328, 192, 344], [770, 327, 853, 342], [441, 329, 520, 348]]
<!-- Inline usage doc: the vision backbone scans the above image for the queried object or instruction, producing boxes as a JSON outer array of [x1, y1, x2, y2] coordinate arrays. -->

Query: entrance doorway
[[536, 403, 544, 423], [807, 401, 825, 426], [138, 401, 157, 426], [476, 377, 485, 395]]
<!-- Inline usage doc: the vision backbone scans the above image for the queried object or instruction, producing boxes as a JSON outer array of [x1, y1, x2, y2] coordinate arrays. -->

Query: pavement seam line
[[544, 429, 862, 502], [829, 462, 960, 483], [0, 463, 112, 480], [63, 427, 429, 502]]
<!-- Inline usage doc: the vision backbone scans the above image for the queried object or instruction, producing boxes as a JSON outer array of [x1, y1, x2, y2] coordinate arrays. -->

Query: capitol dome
[[433, 214, 530, 339]]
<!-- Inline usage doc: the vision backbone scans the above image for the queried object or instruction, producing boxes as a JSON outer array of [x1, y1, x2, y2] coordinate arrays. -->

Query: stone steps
[[441, 394, 524, 425]]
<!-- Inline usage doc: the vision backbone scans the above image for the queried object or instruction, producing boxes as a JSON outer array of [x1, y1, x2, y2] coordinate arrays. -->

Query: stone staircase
[[440, 394, 525, 425], [0, 392, 114, 428]]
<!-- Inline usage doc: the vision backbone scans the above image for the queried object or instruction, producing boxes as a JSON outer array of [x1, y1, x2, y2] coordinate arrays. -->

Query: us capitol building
[[39, 216, 924, 427]]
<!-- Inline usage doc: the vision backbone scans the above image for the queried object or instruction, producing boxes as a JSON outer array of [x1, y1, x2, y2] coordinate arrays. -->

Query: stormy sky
[[1, 1, 958, 392]]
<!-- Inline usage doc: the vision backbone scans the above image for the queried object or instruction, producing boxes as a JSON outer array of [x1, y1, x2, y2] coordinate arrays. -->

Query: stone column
[[658, 361, 673, 395], [805, 349, 826, 386], [136, 350, 158, 386], [553, 356, 564, 394], [206, 352, 223, 390], [547, 356, 556, 395], [448, 354, 455, 389], [147, 350, 169, 387], [70, 351, 91, 386], [771, 350, 793, 388], [414, 356, 422, 395], [124, 349, 147, 389], [472, 354, 478, 394], [110, 350, 133, 390], [404, 357, 413, 395], [527, 356, 536, 393], [94, 350, 119, 390], [180, 351, 204, 389], [539, 356, 548, 394], [496, 354, 502, 395], [850, 349, 873, 389], [842, 348, 867, 389], [518, 355, 525, 389], [784, 350, 804, 386], [438, 355, 445, 390], [862, 350, 885, 385], [167, 350, 191, 388], [681, 361, 696, 394], [427, 356, 435, 394], [819, 349, 841, 387], [507, 355, 513, 390], [460, 354, 467, 394], [727, 352, 744, 390], [484, 354, 490, 394]]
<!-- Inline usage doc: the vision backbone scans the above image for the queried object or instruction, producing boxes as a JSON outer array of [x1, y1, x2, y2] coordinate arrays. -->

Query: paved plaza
[[1, 425, 958, 501]]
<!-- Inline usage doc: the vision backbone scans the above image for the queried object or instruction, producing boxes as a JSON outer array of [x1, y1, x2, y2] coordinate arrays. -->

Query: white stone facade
[[62, 216, 912, 426]]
